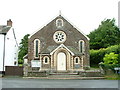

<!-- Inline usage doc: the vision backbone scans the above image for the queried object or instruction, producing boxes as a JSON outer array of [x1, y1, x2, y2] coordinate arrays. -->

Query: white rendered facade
[[0, 26, 18, 72]]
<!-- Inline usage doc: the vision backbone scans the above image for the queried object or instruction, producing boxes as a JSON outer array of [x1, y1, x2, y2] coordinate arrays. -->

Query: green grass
[[105, 74, 120, 80]]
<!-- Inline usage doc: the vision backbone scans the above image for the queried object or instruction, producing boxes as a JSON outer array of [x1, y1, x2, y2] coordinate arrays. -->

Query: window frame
[[74, 57, 80, 64], [43, 56, 49, 64], [56, 19, 63, 28], [34, 39, 40, 58], [79, 40, 85, 53]]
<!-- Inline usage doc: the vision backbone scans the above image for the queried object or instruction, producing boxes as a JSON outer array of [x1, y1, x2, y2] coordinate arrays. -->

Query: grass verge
[[104, 74, 120, 80]]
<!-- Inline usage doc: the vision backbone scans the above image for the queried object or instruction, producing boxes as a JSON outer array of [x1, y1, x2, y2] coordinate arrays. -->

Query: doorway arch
[[57, 52, 66, 71]]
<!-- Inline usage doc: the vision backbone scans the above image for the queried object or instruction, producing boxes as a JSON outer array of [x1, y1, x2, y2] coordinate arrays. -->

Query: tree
[[103, 52, 118, 65], [88, 18, 120, 49], [18, 34, 30, 64]]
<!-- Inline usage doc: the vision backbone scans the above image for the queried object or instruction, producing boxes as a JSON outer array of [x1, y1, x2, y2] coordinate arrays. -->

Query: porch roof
[[39, 44, 82, 56]]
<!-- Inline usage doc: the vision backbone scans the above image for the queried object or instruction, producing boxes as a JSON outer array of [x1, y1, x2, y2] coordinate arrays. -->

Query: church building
[[26, 15, 90, 72]]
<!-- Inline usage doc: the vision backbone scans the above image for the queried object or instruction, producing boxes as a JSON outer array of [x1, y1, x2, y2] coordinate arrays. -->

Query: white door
[[57, 52, 66, 71]]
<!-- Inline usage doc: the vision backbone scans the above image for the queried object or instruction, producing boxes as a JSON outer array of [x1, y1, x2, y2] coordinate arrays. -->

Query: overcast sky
[[0, 0, 119, 43]]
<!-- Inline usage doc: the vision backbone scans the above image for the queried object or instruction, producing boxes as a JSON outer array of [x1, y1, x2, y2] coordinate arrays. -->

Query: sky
[[0, 0, 119, 44]]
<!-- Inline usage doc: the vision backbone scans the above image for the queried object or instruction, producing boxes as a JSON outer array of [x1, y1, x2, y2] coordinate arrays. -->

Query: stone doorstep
[[23, 77, 106, 80]]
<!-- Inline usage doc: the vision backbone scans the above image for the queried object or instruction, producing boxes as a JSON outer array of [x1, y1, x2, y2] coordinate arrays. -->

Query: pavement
[[1, 78, 118, 88]]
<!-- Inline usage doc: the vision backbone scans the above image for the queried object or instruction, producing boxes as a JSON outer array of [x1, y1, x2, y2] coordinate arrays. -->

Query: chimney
[[7, 19, 12, 27]]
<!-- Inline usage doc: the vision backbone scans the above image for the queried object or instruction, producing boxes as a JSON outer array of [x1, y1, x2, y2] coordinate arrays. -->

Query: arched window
[[79, 40, 85, 53], [74, 57, 80, 64], [34, 39, 40, 58], [56, 19, 63, 28], [43, 56, 49, 64]]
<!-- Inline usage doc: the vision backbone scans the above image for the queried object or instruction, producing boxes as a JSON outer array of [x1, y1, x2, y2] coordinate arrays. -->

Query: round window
[[53, 31, 66, 43]]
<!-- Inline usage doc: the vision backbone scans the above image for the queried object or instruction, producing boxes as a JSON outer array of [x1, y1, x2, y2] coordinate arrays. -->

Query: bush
[[90, 44, 119, 66], [90, 48, 106, 66], [103, 52, 118, 65]]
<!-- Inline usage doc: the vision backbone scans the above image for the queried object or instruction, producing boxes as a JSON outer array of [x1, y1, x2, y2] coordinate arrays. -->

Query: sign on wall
[[31, 60, 41, 67]]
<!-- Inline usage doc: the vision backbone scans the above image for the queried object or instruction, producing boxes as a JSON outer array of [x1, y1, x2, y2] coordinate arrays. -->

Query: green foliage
[[90, 44, 120, 66], [90, 48, 106, 66], [18, 59, 24, 64], [88, 18, 120, 49], [103, 52, 118, 65], [18, 34, 30, 64]]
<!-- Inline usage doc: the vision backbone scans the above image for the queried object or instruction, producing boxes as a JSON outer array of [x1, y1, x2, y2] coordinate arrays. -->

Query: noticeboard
[[31, 60, 41, 67]]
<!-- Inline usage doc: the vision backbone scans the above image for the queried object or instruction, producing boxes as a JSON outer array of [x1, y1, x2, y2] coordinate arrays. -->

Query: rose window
[[53, 31, 66, 43]]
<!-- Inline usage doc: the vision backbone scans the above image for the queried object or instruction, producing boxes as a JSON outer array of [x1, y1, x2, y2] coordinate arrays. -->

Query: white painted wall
[[0, 27, 18, 72], [0, 35, 4, 71]]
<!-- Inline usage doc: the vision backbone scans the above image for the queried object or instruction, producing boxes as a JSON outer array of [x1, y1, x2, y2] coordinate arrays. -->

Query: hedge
[[90, 44, 120, 66]]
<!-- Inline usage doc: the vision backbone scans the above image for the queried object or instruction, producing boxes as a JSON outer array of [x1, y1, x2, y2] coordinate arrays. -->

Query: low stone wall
[[78, 71, 103, 77], [27, 71, 48, 77]]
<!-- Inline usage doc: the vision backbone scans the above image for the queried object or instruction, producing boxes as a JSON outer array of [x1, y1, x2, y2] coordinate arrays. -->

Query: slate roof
[[40, 46, 58, 54], [0, 25, 11, 34], [67, 46, 82, 56], [40, 45, 82, 56]]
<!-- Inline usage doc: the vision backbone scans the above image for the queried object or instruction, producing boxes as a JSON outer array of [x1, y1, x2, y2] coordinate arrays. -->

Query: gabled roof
[[0, 25, 18, 47], [29, 14, 90, 40], [0, 25, 11, 34], [50, 44, 74, 55], [59, 15, 90, 40], [29, 15, 59, 38]]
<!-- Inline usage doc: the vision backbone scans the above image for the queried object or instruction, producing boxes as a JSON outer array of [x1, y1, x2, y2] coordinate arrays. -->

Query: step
[[23, 77, 106, 80], [48, 74, 80, 78], [49, 73, 78, 75]]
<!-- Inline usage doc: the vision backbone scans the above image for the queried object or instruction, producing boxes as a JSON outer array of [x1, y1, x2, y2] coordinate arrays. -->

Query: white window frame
[[74, 57, 80, 64], [43, 56, 49, 64], [34, 39, 40, 58], [79, 40, 85, 53], [56, 19, 63, 28]]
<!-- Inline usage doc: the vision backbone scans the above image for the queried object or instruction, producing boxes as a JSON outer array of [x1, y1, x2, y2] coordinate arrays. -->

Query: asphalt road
[[1, 78, 119, 88]]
